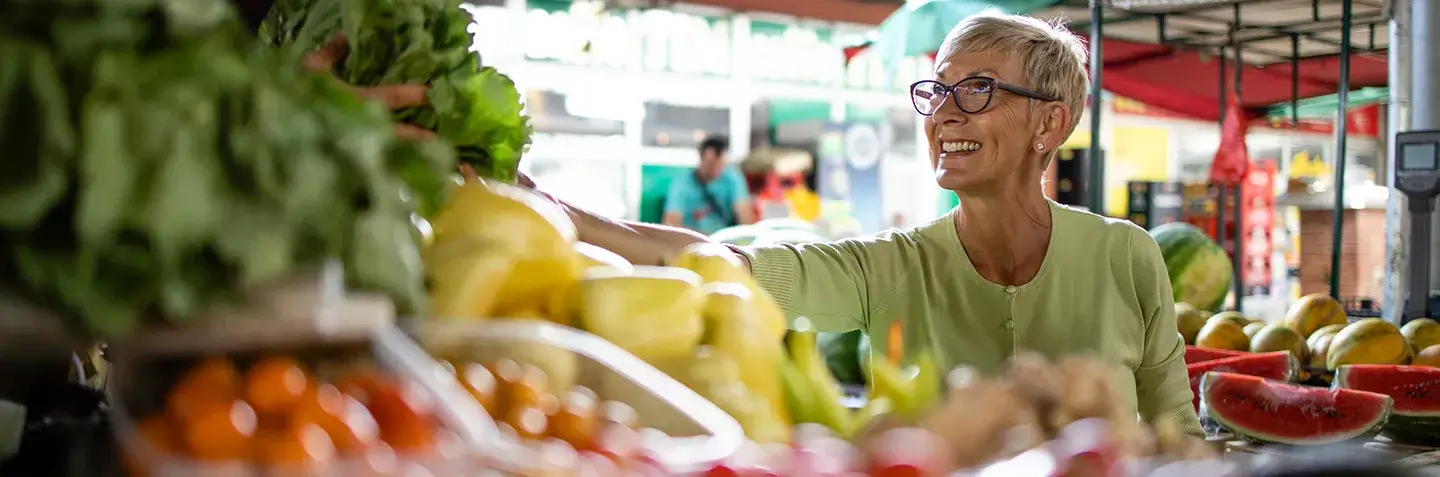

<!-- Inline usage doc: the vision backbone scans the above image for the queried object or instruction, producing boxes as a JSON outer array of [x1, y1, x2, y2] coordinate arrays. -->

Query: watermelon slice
[[1184, 346, 1248, 365], [1201, 371, 1392, 445], [1186, 351, 1296, 412], [1334, 364, 1440, 445]]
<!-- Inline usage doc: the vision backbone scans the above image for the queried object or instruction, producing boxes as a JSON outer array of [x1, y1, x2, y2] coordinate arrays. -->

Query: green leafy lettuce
[[0, 0, 452, 337], [260, 0, 533, 187]]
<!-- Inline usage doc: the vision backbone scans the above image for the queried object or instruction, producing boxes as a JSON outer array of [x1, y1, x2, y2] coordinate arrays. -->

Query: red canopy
[[1092, 36, 1388, 122], [841, 36, 1387, 122]]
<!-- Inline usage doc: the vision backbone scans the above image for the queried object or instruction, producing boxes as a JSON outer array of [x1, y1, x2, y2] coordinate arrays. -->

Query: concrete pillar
[[1385, 0, 1412, 323]]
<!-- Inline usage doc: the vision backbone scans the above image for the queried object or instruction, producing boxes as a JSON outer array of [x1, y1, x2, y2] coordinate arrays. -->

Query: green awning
[[1265, 87, 1388, 119]]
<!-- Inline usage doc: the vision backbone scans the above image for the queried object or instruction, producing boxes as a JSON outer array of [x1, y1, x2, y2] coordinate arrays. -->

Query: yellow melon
[[1209, 311, 1250, 329], [1413, 344, 1440, 367], [1175, 303, 1208, 344], [1249, 324, 1307, 361], [1326, 318, 1411, 369], [1306, 324, 1347, 352], [1283, 294, 1349, 339], [1308, 333, 1335, 369], [1243, 322, 1266, 339], [1196, 320, 1250, 352], [1401, 318, 1440, 353]]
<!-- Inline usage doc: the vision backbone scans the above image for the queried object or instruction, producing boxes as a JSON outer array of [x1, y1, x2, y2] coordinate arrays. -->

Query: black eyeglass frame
[[909, 76, 1057, 116]]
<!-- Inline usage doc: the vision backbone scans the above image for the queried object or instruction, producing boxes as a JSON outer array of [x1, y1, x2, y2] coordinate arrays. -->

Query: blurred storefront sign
[[520, 0, 733, 75], [468, 0, 928, 91]]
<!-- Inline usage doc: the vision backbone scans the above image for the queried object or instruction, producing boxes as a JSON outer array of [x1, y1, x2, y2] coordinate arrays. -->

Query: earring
[[1035, 143, 1046, 151]]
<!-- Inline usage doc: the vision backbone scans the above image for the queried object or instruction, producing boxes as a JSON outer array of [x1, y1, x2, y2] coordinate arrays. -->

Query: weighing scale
[[1395, 130, 1440, 320]]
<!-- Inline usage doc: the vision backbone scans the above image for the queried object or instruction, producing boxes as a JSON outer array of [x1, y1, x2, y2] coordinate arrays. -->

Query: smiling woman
[[520, 10, 1203, 438]]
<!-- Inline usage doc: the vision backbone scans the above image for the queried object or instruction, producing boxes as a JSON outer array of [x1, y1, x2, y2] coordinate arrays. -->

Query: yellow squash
[[430, 180, 576, 258], [575, 266, 706, 360], [703, 283, 789, 425], [424, 238, 515, 319], [670, 242, 787, 341]]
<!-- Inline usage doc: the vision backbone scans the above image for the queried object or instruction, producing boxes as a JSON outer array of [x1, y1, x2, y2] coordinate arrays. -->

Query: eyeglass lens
[[911, 78, 996, 115]]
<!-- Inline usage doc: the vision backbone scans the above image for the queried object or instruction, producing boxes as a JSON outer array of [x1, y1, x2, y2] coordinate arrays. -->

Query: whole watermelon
[[819, 330, 866, 386], [1150, 222, 1232, 313]]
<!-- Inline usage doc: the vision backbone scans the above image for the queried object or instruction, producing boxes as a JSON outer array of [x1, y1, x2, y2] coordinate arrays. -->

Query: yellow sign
[[1106, 126, 1171, 217], [1290, 150, 1330, 179]]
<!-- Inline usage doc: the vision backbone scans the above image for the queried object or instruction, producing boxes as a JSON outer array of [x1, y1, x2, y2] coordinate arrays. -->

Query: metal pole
[[1089, 0, 1105, 215], [1216, 46, 1229, 310], [1329, 0, 1353, 300], [1290, 34, 1300, 127], [1384, 0, 1412, 324], [1419, 0, 1440, 310], [1233, 38, 1245, 312]]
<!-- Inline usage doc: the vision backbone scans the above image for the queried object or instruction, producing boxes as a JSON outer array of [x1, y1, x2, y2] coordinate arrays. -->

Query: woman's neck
[[951, 182, 1053, 284]]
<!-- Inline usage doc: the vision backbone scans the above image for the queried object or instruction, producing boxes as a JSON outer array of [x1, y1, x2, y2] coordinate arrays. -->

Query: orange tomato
[[245, 356, 311, 416], [254, 421, 337, 473], [547, 388, 599, 449], [181, 399, 257, 461], [295, 385, 380, 456], [366, 379, 437, 454], [495, 362, 547, 416], [334, 369, 390, 405], [504, 405, 549, 440], [457, 362, 498, 414], [166, 357, 240, 423]]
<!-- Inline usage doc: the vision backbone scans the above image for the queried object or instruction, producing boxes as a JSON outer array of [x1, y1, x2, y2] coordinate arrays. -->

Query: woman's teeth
[[941, 141, 981, 153]]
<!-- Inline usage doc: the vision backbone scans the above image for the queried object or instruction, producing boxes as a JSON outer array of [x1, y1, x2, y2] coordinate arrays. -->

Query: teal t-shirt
[[665, 167, 750, 235]]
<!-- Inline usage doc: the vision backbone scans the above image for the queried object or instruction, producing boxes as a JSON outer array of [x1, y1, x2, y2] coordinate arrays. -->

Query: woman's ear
[[1033, 102, 1071, 151]]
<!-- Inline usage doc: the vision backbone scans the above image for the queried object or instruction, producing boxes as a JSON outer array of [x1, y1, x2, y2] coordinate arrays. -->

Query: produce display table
[[1217, 434, 1440, 473]]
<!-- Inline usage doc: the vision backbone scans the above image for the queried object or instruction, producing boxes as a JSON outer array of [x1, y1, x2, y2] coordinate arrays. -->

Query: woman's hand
[[302, 34, 437, 141]]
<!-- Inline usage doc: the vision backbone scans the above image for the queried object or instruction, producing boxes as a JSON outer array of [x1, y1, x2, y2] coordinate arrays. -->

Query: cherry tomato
[[245, 356, 311, 416], [504, 405, 549, 440], [297, 388, 379, 456], [181, 399, 257, 461], [496, 361, 548, 415], [366, 379, 437, 454], [546, 388, 599, 449], [166, 357, 240, 423], [254, 421, 337, 469], [458, 362, 498, 414]]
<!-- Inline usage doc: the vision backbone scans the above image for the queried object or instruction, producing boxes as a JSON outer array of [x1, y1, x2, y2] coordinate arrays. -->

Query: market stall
[[8, 0, 1440, 475]]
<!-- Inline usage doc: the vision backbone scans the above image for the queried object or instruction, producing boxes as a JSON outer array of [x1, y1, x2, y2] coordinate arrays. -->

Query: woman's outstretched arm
[[516, 173, 715, 267]]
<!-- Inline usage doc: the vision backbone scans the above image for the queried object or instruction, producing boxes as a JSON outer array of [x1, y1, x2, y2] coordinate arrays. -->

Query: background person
[[662, 136, 756, 234]]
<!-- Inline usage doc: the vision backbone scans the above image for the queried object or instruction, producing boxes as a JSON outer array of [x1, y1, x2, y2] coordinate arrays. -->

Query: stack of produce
[[260, 0, 533, 202], [421, 180, 794, 444], [0, 0, 455, 337], [1181, 293, 1440, 448], [121, 354, 467, 475]]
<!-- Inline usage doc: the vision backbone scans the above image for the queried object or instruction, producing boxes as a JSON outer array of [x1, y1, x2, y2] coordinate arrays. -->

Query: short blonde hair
[[935, 10, 1090, 138]]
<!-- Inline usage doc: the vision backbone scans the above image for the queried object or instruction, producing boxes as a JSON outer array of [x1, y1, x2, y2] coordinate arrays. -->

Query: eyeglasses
[[909, 76, 1057, 116]]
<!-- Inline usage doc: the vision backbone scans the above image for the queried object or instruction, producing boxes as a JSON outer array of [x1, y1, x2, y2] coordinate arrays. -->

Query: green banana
[[789, 330, 856, 434], [779, 348, 825, 425]]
